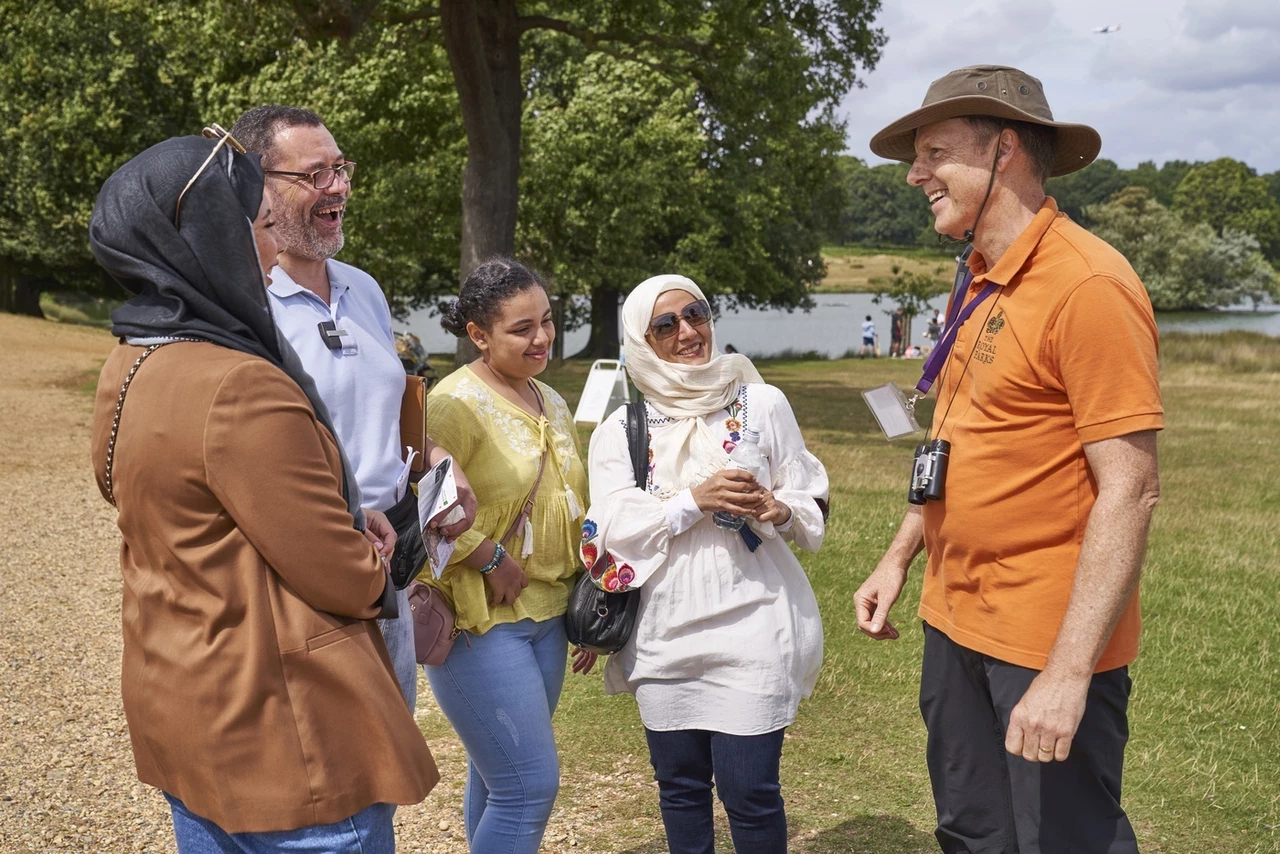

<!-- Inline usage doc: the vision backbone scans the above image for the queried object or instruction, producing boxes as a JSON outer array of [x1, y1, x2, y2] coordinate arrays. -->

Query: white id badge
[[861, 383, 922, 440]]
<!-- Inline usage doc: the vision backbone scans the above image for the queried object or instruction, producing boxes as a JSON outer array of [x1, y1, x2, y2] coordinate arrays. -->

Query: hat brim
[[868, 96, 1101, 178]]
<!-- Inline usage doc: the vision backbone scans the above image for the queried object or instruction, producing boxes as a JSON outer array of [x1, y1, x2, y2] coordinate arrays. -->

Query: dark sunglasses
[[174, 124, 246, 229], [648, 298, 712, 340]]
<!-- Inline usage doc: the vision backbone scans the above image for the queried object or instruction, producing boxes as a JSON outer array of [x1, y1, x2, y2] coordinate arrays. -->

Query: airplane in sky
[[1092, 24, 1122, 34]]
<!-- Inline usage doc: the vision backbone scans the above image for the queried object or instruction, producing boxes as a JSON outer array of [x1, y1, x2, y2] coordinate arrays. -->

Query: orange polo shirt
[[919, 198, 1163, 672]]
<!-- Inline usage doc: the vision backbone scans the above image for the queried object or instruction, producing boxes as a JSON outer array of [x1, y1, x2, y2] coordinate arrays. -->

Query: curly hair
[[440, 258, 547, 337]]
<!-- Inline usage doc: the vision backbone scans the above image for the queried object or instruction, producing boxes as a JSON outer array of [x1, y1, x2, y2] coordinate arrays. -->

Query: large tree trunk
[[0, 260, 44, 318], [577, 285, 621, 359], [440, 0, 522, 365]]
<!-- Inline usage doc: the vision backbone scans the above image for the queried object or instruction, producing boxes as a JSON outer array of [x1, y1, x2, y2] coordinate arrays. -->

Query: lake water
[[403, 292, 1280, 360]]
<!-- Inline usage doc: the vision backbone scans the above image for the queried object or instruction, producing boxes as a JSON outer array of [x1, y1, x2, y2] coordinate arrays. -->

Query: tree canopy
[[1087, 187, 1277, 311], [1, 0, 887, 348]]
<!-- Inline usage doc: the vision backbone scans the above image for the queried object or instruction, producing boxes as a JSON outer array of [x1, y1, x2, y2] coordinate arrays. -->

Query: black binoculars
[[908, 439, 951, 505]]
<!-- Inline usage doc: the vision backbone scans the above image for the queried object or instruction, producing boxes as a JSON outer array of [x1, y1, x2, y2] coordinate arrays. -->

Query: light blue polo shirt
[[267, 260, 406, 513]]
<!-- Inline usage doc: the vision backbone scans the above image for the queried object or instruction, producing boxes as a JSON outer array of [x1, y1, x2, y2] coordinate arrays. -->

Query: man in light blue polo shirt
[[231, 105, 475, 710]]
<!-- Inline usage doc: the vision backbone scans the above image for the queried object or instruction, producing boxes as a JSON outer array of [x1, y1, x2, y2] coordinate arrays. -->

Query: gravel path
[[0, 315, 640, 853]]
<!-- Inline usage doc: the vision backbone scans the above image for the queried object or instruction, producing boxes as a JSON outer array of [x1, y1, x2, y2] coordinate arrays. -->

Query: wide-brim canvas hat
[[869, 65, 1101, 177]]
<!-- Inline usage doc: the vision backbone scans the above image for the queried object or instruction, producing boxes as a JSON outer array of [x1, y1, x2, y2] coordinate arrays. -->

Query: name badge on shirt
[[317, 320, 359, 356]]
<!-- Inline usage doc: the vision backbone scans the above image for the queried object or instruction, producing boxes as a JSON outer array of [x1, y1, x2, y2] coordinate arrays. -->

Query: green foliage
[[1088, 187, 1278, 310], [1045, 158, 1132, 225], [1125, 159, 1195, 207], [189, 11, 466, 314], [1172, 157, 1280, 261], [835, 159, 933, 246], [519, 54, 712, 304], [871, 263, 948, 343], [0, 0, 199, 296]]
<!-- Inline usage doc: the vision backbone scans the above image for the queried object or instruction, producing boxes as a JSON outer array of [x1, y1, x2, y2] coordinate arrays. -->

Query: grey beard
[[276, 212, 344, 261]]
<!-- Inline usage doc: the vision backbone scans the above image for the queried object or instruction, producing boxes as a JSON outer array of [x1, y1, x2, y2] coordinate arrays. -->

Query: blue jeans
[[166, 794, 394, 853], [644, 728, 788, 854], [425, 617, 567, 854], [377, 586, 417, 711]]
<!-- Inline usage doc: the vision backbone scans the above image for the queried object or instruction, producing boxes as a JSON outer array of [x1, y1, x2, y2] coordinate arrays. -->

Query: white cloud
[[838, 0, 1280, 172]]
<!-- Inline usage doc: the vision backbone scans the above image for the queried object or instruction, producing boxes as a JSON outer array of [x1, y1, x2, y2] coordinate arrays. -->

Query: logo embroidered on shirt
[[985, 309, 1007, 336]]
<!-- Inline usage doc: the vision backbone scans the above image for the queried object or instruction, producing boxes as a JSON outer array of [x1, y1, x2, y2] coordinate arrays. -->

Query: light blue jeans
[[377, 586, 417, 711], [166, 794, 394, 853], [425, 617, 568, 854]]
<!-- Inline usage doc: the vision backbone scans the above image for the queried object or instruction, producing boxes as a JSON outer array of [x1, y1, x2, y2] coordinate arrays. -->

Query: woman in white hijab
[[580, 275, 828, 854]]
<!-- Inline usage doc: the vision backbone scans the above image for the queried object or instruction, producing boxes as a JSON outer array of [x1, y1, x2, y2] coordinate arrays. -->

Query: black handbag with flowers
[[565, 402, 646, 655]]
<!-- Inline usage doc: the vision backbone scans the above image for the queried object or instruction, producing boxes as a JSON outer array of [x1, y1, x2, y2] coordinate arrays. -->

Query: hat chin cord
[[937, 123, 1004, 247]]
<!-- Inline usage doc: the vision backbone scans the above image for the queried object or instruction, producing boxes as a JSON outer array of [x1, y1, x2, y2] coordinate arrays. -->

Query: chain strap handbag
[[565, 402, 645, 655]]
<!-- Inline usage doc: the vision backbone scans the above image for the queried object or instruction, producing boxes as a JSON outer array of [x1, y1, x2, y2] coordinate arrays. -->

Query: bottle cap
[[743, 427, 760, 441]]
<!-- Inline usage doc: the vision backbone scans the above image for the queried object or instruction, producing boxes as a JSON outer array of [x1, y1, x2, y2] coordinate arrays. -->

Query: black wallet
[[384, 489, 428, 590]]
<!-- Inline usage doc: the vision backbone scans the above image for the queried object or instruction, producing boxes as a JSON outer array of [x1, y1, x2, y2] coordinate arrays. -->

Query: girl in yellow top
[[424, 258, 594, 854]]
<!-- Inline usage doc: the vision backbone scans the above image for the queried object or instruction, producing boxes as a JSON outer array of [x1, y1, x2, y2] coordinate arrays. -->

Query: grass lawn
[[422, 330, 1280, 853], [817, 247, 953, 294]]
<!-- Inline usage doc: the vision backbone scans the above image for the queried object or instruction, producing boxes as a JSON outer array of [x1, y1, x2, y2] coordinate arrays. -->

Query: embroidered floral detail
[[617, 564, 636, 586], [648, 447, 655, 462], [581, 519, 598, 540], [581, 542, 599, 568], [601, 564, 621, 591], [453, 376, 541, 457], [723, 440, 737, 454], [586, 546, 605, 578], [724, 417, 741, 432]]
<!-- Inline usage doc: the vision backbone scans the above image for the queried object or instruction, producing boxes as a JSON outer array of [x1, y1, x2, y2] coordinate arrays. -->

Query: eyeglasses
[[174, 123, 246, 229], [264, 161, 357, 190], [647, 299, 712, 340]]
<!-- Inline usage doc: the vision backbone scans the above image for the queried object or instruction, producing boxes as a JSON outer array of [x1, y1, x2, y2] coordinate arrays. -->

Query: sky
[[837, 0, 1280, 173]]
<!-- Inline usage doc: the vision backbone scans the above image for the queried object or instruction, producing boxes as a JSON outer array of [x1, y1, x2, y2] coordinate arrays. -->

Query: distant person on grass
[[925, 310, 943, 341], [860, 314, 877, 357], [854, 65, 1163, 854], [230, 105, 477, 712], [89, 133, 437, 850], [889, 306, 905, 357]]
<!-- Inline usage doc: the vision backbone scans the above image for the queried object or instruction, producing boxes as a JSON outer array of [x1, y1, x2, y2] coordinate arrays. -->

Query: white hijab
[[622, 275, 764, 495]]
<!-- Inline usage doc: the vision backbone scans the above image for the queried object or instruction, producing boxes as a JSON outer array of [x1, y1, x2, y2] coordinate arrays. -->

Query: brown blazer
[[91, 342, 438, 833]]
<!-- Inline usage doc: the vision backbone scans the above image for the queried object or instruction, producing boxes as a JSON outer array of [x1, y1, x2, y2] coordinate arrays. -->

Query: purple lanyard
[[915, 270, 998, 395]]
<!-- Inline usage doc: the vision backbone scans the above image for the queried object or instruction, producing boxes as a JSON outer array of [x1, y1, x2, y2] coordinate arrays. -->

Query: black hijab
[[89, 135, 365, 527]]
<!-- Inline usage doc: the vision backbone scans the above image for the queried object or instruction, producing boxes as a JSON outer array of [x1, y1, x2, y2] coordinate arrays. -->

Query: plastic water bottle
[[713, 427, 763, 531]]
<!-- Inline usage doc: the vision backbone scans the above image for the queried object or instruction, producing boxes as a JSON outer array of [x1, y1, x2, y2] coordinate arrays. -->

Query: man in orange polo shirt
[[854, 66, 1162, 854]]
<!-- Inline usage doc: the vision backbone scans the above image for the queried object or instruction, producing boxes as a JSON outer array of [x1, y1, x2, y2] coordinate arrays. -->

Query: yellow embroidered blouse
[[423, 365, 588, 635]]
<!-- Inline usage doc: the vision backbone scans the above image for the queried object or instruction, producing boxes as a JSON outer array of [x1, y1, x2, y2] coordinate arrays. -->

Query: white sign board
[[574, 359, 631, 426]]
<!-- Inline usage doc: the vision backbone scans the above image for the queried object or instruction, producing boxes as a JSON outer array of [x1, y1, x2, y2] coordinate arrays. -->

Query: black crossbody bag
[[565, 402, 646, 655]]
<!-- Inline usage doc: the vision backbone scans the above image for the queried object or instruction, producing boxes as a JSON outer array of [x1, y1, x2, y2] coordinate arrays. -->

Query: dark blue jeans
[[644, 727, 788, 854]]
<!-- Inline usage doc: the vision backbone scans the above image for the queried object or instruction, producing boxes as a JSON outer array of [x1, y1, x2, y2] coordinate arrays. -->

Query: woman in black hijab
[[88, 134, 438, 850]]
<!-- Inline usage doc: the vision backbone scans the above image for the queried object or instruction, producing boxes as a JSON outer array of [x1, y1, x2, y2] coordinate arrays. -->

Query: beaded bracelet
[[478, 542, 506, 575]]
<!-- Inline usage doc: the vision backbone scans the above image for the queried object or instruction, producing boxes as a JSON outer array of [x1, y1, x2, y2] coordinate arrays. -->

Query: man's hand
[[855, 507, 925, 641], [1005, 669, 1091, 762], [362, 508, 398, 559], [691, 468, 764, 515], [854, 558, 908, 640], [485, 552, 529, 608]]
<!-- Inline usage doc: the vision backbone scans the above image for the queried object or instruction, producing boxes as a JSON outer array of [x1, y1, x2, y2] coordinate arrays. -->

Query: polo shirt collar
[[267, 260, 348, 304], [967, 197, 1060, 286]]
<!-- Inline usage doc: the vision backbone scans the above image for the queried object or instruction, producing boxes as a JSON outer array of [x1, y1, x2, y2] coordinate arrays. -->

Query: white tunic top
[[582, 383, 828, 735]]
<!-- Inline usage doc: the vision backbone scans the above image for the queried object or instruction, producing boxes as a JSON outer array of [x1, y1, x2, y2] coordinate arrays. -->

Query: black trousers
[[920, 624, 1138, 854]]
